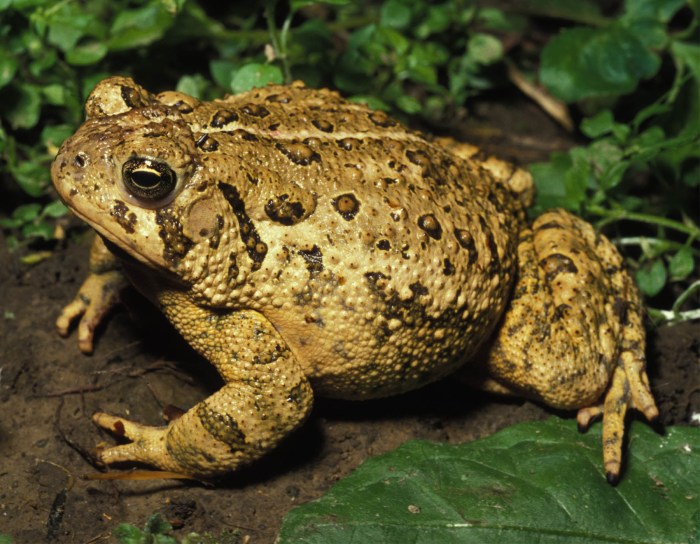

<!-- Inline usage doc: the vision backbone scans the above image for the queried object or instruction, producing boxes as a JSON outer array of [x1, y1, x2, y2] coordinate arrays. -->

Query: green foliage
[[531, 0, 700, 321], [278, 418, 700, 543], [0, 0, 697, 320], [114, 513, 242, 544], [0, 534, 13, 544]]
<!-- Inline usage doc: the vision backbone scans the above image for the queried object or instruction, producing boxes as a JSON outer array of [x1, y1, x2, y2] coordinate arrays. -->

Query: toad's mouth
[[66, 202, 169, 272]]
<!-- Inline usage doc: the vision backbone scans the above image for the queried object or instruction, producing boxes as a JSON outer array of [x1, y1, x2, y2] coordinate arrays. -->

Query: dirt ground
[[1, 94, 698, 544]]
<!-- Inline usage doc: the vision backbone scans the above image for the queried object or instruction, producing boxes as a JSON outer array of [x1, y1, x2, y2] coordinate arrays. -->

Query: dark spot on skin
[[74, 153, 87, 168], [275, 142, 321, 166], [312, 119, 334, 132], [368, 110, 397, 128], [478, 216, 500, 272], [241, 104, 270, 118], [541, 253, 579, 282], [228, 252, 239, 277], [218, 182, 267, 271], [406, 149, 432, 176], [454, 229, 477, 264], [553, 303, 571, 321], [409, 282, 429, 297], [333, 193, 360, 220], [170, 100, 193, 114], [443, 258, 455, 276], [613, 297, 629, 325], [196, 134, 219, 152], [208, 214, 224, 249], [268, 122, 280, 131], [223, 129, 258, 142], [110, 200, 137, 234], [338, 138, 359, 151], [418, 214, 442, 240], [246, 173, 259, 185], [120, 85, 141, 109], [196, 404, 245, 448], [376, 239, 391, 251], [155, 208, 194, 265], [287, 382, 309, 405], [109, 420, 126, 437], [265, 94, 291, 104], [265, 194, 307, 226], [535, 221, 564, 231], [298, 245, 324, 275], [69, 188, 78, 197]]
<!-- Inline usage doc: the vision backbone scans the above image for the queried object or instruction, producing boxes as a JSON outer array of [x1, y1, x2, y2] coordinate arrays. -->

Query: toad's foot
[[477, 209, 659, 484], [56, 270, 125, 354], [56, 235, 126, 354]]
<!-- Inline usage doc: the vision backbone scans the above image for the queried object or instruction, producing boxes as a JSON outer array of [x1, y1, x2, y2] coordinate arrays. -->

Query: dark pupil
[[131, 168, 162, 190]]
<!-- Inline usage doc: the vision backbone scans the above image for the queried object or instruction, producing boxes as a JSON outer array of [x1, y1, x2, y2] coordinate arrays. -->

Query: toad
[[51, 77, 658, 483]]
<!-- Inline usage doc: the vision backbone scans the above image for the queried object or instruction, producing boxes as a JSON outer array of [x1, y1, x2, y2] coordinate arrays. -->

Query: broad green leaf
[[636, 259, 667, 296], [230, 63, 283, 93], [0, 534, 13, 544], [669, 247, 695, 281], [176, 74, 208, 99], [540, 25, 660, 102], [529, 152, 575, 212], [279, 419, 700, 544], [210, 60, 238, 88], [415, 4, 452, 38]]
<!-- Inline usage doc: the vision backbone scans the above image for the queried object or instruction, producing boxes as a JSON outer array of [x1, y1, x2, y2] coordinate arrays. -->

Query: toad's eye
[[122, 158, 177, 202]]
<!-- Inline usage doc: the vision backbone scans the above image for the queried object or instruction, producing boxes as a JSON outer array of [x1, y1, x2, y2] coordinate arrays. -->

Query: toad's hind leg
[[474, 209, 658, 483]]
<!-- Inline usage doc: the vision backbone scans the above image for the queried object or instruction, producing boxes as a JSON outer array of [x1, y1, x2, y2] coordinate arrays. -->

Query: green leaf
[[176, 74, 209, 99], [43, 200, 68, 219], [0, 534, 13, 544], [210, 60, 238, 88], [21, 221, 53, 240], [11, 161, 50, 197], [4, 84, 42, 130], [112, 523, 144, 543], [580, 110, 615, 138], [108, 4, 174, 51], [669, 246, 695, 281], [0, 50, 18, 88], [636, 259, 667, 296], [231, 63, 284, 93], [278, 419, 700, 543], [380, 0, 413, 30], [671, 40, 700, 83], [466, 33, 503, 65], [624, 0, 687, 23], [65, 41, 108, 66], [12, 203, 41, 223], [144, 513, 172, 535], [540, 25, 660, 102]]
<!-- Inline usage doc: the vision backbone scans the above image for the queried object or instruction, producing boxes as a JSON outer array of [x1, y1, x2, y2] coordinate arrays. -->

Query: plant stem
[[590, 206, 700, 238]]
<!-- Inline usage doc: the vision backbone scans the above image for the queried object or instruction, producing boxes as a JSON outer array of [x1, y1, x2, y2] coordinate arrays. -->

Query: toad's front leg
[[94, 293, 313, 477], [473, 210, 658, 483]]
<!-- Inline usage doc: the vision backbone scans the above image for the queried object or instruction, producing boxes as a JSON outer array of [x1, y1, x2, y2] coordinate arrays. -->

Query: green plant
[[114, 513, 242, 544], [0, 0, 697, 322]]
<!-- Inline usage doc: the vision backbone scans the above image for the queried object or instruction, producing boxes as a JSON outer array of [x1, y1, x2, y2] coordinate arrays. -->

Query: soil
[[1, 93, 698, 544]]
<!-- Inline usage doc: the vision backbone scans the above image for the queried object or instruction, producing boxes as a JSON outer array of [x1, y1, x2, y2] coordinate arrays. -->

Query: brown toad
[[51, 76, 658, 482]]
